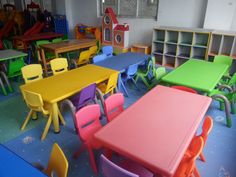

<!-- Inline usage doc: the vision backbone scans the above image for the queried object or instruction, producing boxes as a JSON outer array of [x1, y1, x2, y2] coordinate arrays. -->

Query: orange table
[[95, 85, 212, 177]]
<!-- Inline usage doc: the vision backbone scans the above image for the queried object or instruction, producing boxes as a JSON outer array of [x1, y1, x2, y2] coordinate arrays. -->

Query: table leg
[[51, 102, 60, 133], [118, 74, 129, 97], [55, 52, 59, 58], [40, 49, 48, 76]]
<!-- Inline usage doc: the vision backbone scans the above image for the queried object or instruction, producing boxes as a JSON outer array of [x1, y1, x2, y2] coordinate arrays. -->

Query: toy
[[75, 24, 101, 40], [102, 7, 129, 48]]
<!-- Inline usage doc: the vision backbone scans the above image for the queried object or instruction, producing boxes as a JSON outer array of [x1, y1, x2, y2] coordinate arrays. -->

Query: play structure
[[75, 24, 101, 41]]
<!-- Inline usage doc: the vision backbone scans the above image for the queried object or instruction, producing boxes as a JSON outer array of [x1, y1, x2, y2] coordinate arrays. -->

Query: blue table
[[0, 144, 47, 177], [95, 52, 149, 96]]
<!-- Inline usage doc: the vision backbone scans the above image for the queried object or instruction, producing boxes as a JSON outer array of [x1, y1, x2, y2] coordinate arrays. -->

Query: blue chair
[[102, 46, 114, 57], [122, 64, 139, 89], [93, 54, 107, 63]]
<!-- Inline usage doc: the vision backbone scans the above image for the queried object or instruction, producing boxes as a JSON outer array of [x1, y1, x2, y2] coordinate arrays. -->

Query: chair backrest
[[71, 83, 97, 110], [45, 143, 68, 177], [102, 46, 113, 57], [36, 40, 51, 47], [105, 93, 124, 122], [100, 154, 139, 177], [75, 104, 101, 142], [213, 55, 233, 69], [50, 58, 68, 75], [201, 116, 213, 145], [89, 46, 98, 57], [52, 38, 63, 43], [174, 136, 204, 177], [126, 64, 138, 76], [155, 67, 166, 80], [171, 85, 197, 94], [104, 73, 119, 94], [93, 54, 107, 63], [78, 50, 91, 65], [21, 64, 43, 83]]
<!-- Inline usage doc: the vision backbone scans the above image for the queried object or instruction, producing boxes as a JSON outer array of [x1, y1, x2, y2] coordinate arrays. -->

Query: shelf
[[153, 40, 164, 43], [193, 33, 209, 47], [179, 32, 193, 45], [179, 43, 192, 47], [193, 44, 207, 48], [166, 41, 177, 45], [176, 57, 188, 67], [191, 47, 206, 59], [164, 43, 177, 56], [221, 35, 234, 55], [209, 34, 222, 55], [153, 29, 165, 42], [208, 52, 217, 56], [166, 30, 178, 43], [163, 55, 175, 68], [153, 54, 163, 65], [177, 45, 191, 58]]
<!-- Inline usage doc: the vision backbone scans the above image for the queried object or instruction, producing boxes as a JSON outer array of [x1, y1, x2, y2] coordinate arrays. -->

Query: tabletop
[[0, 49, 27, 61], [95, 85, 212, 177], [40, 39, 96, 51], [95, 52, 149, 72], [161, 59, 228, 93], [13, 32, 63, 42], [0, 144, 47, 177], [20, 65, 118, 103]]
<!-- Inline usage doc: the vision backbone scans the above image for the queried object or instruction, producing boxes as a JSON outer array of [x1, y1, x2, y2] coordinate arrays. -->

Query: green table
[[162, 59, 228, 93], [0, 49, 27, 78]]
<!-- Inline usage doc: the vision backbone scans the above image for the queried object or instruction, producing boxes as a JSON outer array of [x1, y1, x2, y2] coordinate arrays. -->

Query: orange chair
[[171, 85, 197, 94], [104, 93, 125, 122], [174, 136, 204, 177], [198, 116, 213, 162], [73, 104, 102, 175]]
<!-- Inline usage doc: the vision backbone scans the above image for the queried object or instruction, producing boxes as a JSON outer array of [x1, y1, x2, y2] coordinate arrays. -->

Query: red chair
[[198, 116, 213, 162], [171, 85, 197, 94], [104, 93, 125, 122], [174, 136, 204, 177], [73, 104, 102, 175]]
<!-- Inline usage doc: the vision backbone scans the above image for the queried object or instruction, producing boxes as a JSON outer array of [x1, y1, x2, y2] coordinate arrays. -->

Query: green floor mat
[[0, 95, 43, 143]]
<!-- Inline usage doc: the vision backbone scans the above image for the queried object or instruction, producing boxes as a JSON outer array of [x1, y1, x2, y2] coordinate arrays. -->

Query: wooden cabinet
[[131, 44, 151, 54]]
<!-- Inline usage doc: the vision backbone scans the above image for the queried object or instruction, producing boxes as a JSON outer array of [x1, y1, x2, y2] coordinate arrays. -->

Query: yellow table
[[20, 65, 118, 133]]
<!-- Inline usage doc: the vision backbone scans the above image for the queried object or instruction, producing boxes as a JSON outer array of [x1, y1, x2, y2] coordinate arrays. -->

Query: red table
[[95, 85, 212, 177], [13, 32, 63, 51]]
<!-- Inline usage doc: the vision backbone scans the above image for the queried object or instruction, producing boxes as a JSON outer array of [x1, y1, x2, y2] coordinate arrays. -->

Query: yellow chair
[[21, 90, 65, 140], [44, 143, 68, 177], [89, 46, 98, 58], [21, 64, 43, 83], [77, 50, 91, 66], [50, 58, 68, 75], [97, 73, 118, 95]]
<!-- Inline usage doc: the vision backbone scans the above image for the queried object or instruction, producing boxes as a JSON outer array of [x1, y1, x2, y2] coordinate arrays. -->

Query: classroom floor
[[0, 80, 235, 177]]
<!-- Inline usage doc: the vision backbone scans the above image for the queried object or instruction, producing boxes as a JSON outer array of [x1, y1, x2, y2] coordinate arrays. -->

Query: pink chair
[[73, 104, 102, 175], [104, 93, 125, 122], [100, 154, 154, 177], [171, 85, 197, 94]]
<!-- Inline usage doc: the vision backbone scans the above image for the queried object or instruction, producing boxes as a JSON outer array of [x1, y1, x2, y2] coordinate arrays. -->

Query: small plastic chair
[[44, 143, 68, 177], [77, 50, 91, 66], [104, 93, 124, 122], [102, 46, 114, 57], [21, 64, 43, 83], [122, 64, 139, 89], [74, 104, 102, 175], [213, 55, 233, 75], [150, 67, 167, 88], [92, 54, 107, 63], [100, 154, 154, 177], [89, 45, 98, 58], [52, 38, 63, 43], [171, 85, 197, 94], [174, 136, 204, 177], [50, 58, 68, 75], [21, 90, 65, 140], [97, 73, 119, 95]]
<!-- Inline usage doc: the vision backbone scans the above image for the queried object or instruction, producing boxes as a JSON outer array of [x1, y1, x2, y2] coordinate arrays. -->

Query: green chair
[[219, 73, 236, 90], [52, 38, 63, 43], [135, 56, 156, 89], [213, 55, 233, 75], [35, 40, 55, 61], [150, 67, 167, 87]]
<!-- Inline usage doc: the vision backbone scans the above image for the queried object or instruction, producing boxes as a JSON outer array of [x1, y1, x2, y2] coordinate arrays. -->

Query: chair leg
[[230, 100, 235, 114], [88, 147, 98, 175], [73, 144, 86, 158], [193, 167, 201, 177], [140, 76, 151, 89], [21, 109, 34, 130], [41, 114, 52, 140], [199, 152, 206, 162], [220, 101, 224, 111], [131, 77, 139, 90]]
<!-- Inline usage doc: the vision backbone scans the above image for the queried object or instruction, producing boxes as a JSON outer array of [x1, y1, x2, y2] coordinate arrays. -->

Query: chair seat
[[119, 159, 154, 177], [97, 83, 107, 94]]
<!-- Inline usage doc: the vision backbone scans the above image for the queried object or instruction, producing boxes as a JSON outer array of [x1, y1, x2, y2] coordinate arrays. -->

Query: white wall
[[231, 8, 236, 30], [204, 0, 236, 30], [52, 0, 66, 15]]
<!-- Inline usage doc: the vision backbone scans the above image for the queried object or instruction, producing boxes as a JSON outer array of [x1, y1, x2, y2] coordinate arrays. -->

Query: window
[[115, 34, 122, 44], [99, 0, 158, 19], [104, 28, 111, 41]]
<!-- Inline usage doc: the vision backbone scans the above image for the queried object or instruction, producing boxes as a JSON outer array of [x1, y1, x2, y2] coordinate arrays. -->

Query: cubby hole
[[164, 43, 177, 56], [152, 42, 164, 54], [209, 34, 222, 55], [221, 35, 234, 55], [166, 31, 178, 43], [163, 55, 175, 68], [191, 47, 206, 60], [177, 45, 191, 58], [193, 33, 209, 47], [179, 32, 193, 45]]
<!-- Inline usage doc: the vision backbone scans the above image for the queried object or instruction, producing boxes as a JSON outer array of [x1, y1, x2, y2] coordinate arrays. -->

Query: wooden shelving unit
[[208, 30, 236, 59], [152, 26, 211, 68]]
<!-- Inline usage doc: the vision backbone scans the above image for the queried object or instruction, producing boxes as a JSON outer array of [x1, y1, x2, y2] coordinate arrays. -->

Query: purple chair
[[100, 155, 154, 177]]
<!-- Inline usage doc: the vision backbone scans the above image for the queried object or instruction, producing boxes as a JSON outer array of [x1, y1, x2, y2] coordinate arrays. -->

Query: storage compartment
[[152, 42, 164, 54], [164, 43, 177, 56], [209, 34, 222, 55], [153, 29, 165, 42], [193, 33, 209, 47], [208, 55, 214, 62], [154, 54, 163, 65], [177, 45, 191, 58], [176, 57, 188, 67], [166, 30, 178, 43], [221, 35, 234, 55], [191, 47, 206, 59], [163, 55, 175, 68], [179, 32, 193, 45]]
